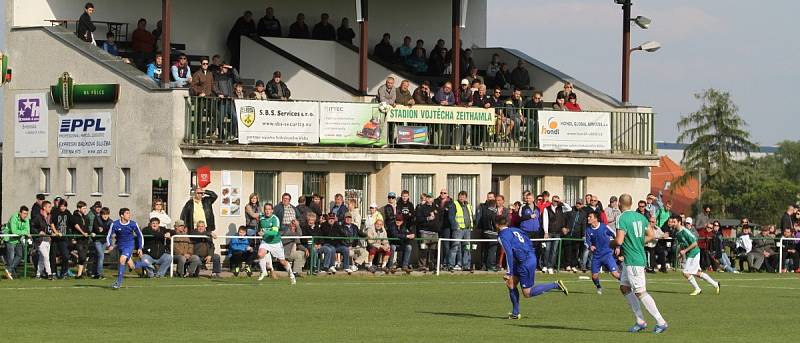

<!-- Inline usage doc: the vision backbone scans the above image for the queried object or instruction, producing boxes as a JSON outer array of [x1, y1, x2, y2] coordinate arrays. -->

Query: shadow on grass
[[73, 284, 112, 289], [511, 323, 620, 333], [417, 311, 507, 320], [649, 289, 685, 295]]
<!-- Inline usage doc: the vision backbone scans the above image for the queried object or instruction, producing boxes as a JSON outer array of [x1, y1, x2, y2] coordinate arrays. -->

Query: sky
[[488, 0, 800, 146]]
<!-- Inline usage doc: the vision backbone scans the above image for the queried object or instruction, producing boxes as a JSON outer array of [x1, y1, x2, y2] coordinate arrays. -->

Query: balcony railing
[[183, 96, 655, 156]]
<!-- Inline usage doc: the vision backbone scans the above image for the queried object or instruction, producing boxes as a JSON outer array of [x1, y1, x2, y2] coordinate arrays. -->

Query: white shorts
[[258, 242, 285, 260], [683, 255, 701, 274], [619, 264, 647, 293]]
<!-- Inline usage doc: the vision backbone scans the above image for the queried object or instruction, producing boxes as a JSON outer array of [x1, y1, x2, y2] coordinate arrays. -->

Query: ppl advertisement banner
[[396, 126, 429, 145], [386, 105, 495, 125], [235, 100, 319, 144], [319, 102, 387, 146], [15, 93, 49, 157], [58, 112, 113, 157], [538, 111, 611, 151]]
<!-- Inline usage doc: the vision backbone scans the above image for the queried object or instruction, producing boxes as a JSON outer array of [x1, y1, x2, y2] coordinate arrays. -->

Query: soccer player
[[497, 216, 568, 320], [669, 215, 720, 295], [584, 211, 620, 295], [611, 194, 668, 334], [257, 203, 296, 285], [105, 208, 147, 290]]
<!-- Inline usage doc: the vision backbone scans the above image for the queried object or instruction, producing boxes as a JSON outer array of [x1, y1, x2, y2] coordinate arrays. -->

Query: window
[[401, 174, 433, 203], [40, 168, 51, 195], [66, 168, 77, 195], [563, 176, 586, 206], [663, 181, 671, 190], [447, 174, 479, 207], [254, 171, 277, 205], [303, 172, 328, 209], [120, 168, 131, 196], [92, 168, 104, 195], [345, 173, 369, 219], [521, 175, 543, 199]]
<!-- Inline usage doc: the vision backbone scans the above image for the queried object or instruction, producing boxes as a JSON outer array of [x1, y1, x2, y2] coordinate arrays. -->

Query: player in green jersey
[[257, 203, 296, 285], [611, 194, 668, 334], [669, 215, 719, 295]]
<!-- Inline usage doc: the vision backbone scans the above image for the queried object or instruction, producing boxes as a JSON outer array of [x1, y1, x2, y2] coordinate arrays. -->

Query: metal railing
[[183, 96, 655, 155]]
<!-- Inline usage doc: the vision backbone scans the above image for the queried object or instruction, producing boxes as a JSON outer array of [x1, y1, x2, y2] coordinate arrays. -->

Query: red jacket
[[698, 229, 714, 250], [565, 102, 582, 112]]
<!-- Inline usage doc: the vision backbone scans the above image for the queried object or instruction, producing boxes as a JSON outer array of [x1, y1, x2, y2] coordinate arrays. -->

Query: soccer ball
[[378, 102, 391, 114]]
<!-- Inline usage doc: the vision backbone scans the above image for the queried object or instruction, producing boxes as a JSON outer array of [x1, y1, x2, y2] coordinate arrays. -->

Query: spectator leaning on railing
[[146, 53, 165, 85], [251, 80, 268, 100], [435, 82, 456, 106], [376, 76, 397, 105], [171, 54, 192, 88], [289, 13, 310, 39], [266, 71, 290, 100], [312, 13, 336, 41], [190, 57, 213, 97], [337, 18, 355, 45], [412, 81, 434, 105], [396, 80, 414, 106]]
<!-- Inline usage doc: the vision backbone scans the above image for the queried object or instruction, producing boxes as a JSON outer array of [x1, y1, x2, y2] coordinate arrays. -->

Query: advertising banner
[[319, 102, 387, 146], [396, 126, 429, 145], [14, 93, 49, 157], [386, 105, 495, 125], [538, 111, 611, 151], [235, 100, 319, 144], [57, 112, 112, 157]]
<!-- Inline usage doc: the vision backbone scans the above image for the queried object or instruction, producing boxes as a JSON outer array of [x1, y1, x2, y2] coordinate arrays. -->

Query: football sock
[[699, 272, 718, 287], [287, 262, 295, 279], [117, 262, 126, 285], [639, 293, 667, 326], [624, 292, 645, 324], [687, 275, 700, 290], [509, 288, 520, 315], [592, 278, 602, 289], [530, 283, 560, 297], [259, 258, 268, 274]]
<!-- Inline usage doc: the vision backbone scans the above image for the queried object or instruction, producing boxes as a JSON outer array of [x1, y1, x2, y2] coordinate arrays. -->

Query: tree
[[675, 89, 758, 192], [775, 140, 800, 183]]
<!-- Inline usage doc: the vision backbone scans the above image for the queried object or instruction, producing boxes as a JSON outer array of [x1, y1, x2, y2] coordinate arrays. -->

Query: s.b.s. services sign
[[58, 112, 113, 157]]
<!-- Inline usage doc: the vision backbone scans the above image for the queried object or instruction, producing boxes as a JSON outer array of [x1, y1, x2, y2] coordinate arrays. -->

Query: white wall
[[240, 38, 355, 102], [263, 37, 418, 95], [12, 0, 487, 61]]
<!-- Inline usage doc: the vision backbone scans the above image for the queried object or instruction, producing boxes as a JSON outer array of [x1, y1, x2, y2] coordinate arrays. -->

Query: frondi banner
[[386, 105, 495, 125], [58, 112, 112, 157], [319, 102, 387, 146], [235, 100, 319, 144], [14, 93, 49, 157], [538, 111, 611, 151]]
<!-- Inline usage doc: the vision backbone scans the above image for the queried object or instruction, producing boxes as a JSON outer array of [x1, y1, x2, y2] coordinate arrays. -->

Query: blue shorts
[[119, 246, 134, 259], [512, 255, 537, 289], [591, 253, 618, 274]]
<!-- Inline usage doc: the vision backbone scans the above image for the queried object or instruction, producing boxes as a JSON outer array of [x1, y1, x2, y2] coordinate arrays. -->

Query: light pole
[[618, 0, 658, 105]]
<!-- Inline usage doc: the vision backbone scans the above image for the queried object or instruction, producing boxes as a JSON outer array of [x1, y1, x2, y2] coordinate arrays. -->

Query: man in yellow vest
[[448, 191, 475, 271]]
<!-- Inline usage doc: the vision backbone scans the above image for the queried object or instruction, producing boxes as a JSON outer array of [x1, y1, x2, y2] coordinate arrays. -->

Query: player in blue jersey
[[584, 211, 621, 295], [497, 216, 568, 320], [105, 208, 147, 289]]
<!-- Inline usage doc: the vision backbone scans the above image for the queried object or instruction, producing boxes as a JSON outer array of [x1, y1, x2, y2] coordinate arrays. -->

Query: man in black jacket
[[141, 217, 174, 278], [189, 221, 221, 278], [434, 189, 453, 269], [389, 216, 415, 273], [780, 205, 796, 231], [77, 3, 96, 43], [564, 200, 588, 271], [321, 213, 352, 274], [69, 201, 92, 279], [311, 13, 336, 40], [416, 194, 441, 271], [180, 187, 218, 231], [543, 196, 568, 274]]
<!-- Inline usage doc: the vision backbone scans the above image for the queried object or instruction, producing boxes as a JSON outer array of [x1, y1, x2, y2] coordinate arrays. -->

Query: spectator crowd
[[3, 187, 799, 281]]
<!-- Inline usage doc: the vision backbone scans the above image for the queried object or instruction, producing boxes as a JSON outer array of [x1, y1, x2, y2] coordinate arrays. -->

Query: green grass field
[[0, 272, 796, 342]]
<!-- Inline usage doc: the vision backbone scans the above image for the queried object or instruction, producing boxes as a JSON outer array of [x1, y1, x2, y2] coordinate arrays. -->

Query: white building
[[3, 0, 657, 239]]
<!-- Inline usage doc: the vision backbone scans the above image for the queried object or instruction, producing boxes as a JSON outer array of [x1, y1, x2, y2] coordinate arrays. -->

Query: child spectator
[[228, 226, 254, 276]]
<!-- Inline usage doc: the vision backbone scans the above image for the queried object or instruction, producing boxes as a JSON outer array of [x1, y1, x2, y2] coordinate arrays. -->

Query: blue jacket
[[146, 63, 163, 84], [519, 204, 541, 233], [227, 237, 251, 256]]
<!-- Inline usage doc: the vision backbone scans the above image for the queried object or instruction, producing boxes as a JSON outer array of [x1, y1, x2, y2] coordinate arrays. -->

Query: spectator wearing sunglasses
[[190, 57, 214, 97], [171, 53, 192, 88]]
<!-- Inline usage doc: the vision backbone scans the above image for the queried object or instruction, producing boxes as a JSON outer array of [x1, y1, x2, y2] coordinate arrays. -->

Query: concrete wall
[[12, 0, 487, 61], [1, 28, 185, 223], [262, 37, 419, 95], [472, 48, 619, 111], [240, 38, 355, 102], [494, 164, 651, 206]]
